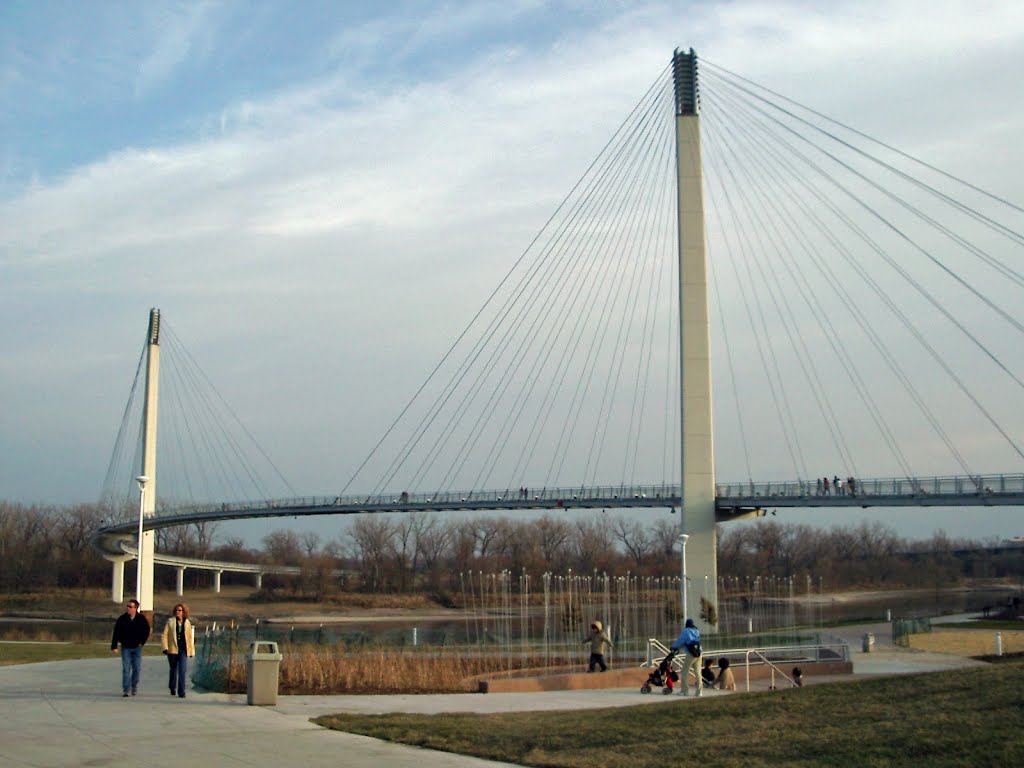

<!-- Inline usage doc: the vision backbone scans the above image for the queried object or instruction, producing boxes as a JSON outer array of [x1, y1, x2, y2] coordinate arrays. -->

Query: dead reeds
[[221, 645, 568, 694]]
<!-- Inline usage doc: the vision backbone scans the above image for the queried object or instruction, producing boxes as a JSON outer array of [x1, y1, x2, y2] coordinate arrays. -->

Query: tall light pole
[[679, 533, 689, 621], [135, 476, 149, 602]]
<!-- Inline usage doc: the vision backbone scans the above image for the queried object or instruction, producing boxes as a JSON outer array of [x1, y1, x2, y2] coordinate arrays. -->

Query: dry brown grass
[[909, 628, 1024, 656], [220, 646, 566, 694]]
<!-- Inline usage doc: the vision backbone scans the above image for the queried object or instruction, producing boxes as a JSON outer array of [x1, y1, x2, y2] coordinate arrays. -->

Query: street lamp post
[[679, 533, 689, 621], [135, 476, 149, 603]]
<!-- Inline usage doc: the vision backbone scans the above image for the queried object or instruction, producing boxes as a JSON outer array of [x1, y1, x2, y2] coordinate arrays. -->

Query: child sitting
[[716, 657, 736, 691]]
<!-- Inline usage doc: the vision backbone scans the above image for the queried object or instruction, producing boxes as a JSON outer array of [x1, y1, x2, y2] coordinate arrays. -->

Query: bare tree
[[191, 521, 219, 557], [390, 514, 430, 591], [612, 516, 653, 568], [651, 518, 681, 559], [300, 531, 322, 558], [472, 517, 503, 569], [535, 515, 571, 570], [262, 529, 302, 565], [448, 520, 478, 574], [416, 518, 455, 592], [349, 516, 395, 592], [571, 516, 615, 573]]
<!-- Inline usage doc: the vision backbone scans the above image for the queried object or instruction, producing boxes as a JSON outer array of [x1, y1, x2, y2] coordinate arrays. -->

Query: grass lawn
[[0, 642, 165, 666], [315, 660, 1024, 768]]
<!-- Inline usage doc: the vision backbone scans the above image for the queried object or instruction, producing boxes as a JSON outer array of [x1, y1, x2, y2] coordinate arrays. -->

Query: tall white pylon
[[109, 309, 160, 608], [138, 308, 160, 612], [674, 48, 717, 625]]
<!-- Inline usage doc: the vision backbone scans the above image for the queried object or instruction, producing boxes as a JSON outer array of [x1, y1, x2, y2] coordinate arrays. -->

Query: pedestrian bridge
[[95, 48, 1024, 614], [93, 470, 1024, 601], [94, 471, 1024, 543]]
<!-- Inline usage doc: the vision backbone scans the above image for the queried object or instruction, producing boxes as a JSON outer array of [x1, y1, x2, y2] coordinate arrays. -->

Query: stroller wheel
[[663, 686, 673, 695], [640, 684, 651, 694]]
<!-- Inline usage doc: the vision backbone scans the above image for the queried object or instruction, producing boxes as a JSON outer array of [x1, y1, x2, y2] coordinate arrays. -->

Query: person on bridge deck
[[716, 657, 736, 691], [583, 620, 613, 672], [111, 598, 150, 697], [670, 618, 702, 696], [161, 603, 195, 698]]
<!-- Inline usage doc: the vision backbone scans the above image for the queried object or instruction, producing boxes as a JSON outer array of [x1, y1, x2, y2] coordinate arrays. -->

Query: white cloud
[[132, 2, 223, 98]]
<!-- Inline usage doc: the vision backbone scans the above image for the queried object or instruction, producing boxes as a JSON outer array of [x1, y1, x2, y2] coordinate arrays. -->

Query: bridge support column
[[213, 570, 222, 593], [104, 557, 132, 606], [674, 48, 717, 623], [111, 561, 125, 606], [255, 573, 263, 590], [176, 567, 186, 597]]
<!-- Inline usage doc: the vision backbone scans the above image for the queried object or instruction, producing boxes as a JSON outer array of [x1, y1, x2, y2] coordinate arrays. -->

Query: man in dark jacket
[[111, 598, 150, 696]]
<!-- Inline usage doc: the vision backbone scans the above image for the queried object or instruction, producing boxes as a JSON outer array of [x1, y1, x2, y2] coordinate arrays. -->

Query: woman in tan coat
[[161, 603, 195, 698], [716, 657, 736, 691]]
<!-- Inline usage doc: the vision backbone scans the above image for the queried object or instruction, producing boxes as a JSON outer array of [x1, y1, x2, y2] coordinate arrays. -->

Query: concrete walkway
[[0, 629, 987, 768]]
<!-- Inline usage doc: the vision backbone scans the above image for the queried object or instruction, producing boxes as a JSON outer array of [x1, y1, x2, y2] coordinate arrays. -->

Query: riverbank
[[2, 580, 1020, 637]]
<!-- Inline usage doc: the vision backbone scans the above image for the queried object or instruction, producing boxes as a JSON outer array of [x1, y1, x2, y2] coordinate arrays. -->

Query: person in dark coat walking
[[111, 598, 150, 696]]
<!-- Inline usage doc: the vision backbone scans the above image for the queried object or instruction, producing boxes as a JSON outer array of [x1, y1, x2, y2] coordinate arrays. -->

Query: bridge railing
[[715, 472, 1024, 500], [145, 482, 687, 520], [115, 472, 1024, 523]]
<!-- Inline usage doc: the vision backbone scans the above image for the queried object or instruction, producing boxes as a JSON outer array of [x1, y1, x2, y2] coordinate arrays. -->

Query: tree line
[[2, 500, 1019, 599]]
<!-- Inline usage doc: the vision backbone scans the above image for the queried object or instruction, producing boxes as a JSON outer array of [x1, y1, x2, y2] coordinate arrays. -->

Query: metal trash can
[[862, 633, 875, 653], [246, 641, 282, 705]]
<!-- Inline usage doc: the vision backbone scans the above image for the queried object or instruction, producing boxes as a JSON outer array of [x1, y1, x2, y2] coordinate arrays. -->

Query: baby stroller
[[641, 649, 680, 694]]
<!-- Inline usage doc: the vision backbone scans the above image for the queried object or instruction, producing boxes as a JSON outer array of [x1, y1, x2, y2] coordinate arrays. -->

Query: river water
[[1, 585, 1017, 647]]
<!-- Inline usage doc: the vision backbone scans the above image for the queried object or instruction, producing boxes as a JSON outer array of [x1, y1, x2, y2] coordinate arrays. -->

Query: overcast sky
[[2, 1, 1023, 543]]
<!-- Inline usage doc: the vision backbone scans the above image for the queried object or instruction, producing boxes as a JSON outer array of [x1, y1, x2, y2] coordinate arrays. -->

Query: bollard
[[748, 617, 753, 633], [995, 632, 1003, 657], [413, 627, 418, 646], [886, 609, 891, 622], [862, 633, 875, 653]]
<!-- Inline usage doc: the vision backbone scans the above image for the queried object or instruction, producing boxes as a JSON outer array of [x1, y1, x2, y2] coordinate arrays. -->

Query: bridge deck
[[93, 472, 1024, 560]]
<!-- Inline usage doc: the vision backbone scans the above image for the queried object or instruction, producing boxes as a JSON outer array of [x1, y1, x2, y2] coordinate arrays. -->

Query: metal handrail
[[644, 638, 849, 691], [108, 471, 1024, 522], [745, 648, 795, 692]]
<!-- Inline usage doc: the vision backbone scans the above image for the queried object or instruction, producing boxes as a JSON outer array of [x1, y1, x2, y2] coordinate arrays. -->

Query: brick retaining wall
[[478, 659, 852, 693]]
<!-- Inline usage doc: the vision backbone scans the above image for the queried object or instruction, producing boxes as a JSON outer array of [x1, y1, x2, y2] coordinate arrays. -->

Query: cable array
[[345, 54, 1023, 498], [100, 321, 296, 512], [104, 52, 1024, 509]]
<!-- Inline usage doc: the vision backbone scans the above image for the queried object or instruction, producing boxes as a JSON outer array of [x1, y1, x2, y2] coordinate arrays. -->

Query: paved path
[[0, 626, 987, 768]]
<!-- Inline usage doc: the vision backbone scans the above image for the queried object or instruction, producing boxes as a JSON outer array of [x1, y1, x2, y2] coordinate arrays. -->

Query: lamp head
[[135, 475, 149, 491], [679, 533, 690, 543]]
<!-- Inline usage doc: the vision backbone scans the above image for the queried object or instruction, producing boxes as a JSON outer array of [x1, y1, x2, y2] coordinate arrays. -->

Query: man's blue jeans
[[121, 646, 142, 692]]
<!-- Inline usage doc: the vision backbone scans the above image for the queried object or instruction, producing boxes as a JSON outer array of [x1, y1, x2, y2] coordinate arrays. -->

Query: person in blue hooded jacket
[[670, 618, 703, 696]]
